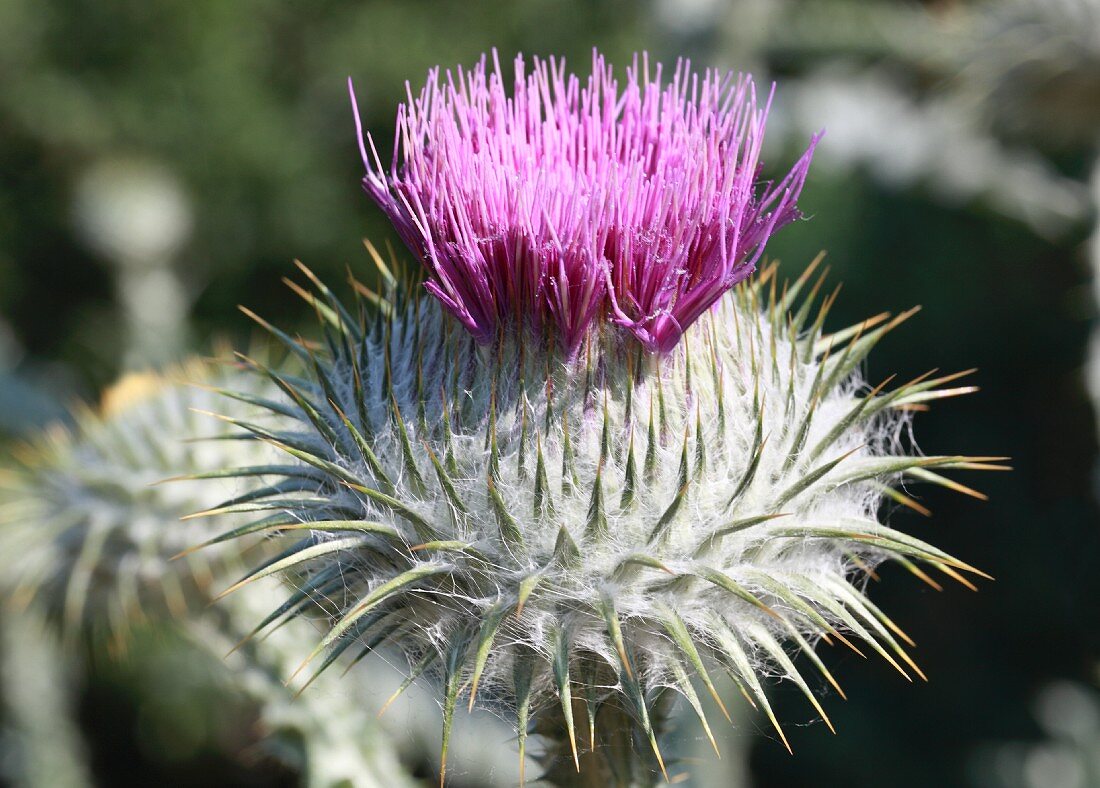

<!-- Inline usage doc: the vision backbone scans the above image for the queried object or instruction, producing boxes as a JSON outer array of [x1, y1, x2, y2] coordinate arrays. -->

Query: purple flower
[[353, 51, 818, 354]]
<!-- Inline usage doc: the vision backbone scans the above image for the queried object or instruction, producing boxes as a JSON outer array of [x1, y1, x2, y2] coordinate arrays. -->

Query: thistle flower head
[[0, 360, 272, 642], [0, 361, 421, 787], [192, 50, 998, 787], [209, 253, 998, 785], [357, 51, 818, 354]]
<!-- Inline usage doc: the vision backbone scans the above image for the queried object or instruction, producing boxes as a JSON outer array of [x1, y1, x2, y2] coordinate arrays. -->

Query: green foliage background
[[1, 1, 1098, 786]]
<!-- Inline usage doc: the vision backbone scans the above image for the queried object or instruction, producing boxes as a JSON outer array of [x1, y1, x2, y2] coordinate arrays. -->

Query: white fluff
[[221, 264, 987, 777]]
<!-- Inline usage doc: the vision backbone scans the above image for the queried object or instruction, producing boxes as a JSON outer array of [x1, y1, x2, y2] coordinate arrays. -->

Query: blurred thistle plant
[[71, 158, 194, 368], [0, 360, 265, 643], [200, 51, 1002, 787], [0, 359, 416, 788], [743, 0, 1098, 237], [974, 679, 1100, 788]]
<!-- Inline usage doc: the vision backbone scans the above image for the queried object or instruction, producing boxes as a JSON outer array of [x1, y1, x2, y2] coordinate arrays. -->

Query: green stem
[[0, 611, 93, 788], [539, 694, 670, 788], [194, 591, 417, 788]]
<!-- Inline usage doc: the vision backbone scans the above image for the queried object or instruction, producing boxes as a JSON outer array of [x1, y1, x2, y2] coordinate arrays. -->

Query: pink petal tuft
[[354, 50, 819, 355]]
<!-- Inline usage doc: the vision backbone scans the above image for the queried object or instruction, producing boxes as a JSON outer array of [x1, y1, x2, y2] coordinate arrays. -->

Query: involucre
[[205, 255, 996, 786]]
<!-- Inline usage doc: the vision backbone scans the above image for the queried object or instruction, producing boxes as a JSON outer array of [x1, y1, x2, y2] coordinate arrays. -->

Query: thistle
[[202, 52, 1001, 787], [0, 361, 268, 641], [0, 360, 415, 788]]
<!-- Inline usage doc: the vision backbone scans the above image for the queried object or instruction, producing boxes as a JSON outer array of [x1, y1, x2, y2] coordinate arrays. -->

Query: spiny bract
[[205, 253, 999, 785], [0, 360, 277, 644]]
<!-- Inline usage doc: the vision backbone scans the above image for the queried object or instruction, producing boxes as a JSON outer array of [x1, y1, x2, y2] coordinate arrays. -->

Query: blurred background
[[1, 0, 1098, 786]]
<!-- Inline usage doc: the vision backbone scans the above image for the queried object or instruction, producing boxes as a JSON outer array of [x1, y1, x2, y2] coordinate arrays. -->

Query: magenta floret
[[355, 50, 818, 354]]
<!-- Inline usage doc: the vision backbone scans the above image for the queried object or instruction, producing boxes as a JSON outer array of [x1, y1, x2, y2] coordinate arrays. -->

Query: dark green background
[[2, 1, 1097, 786]]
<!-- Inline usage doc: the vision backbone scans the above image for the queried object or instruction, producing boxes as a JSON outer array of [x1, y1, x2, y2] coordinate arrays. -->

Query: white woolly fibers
[[216, 262, 989, 779]]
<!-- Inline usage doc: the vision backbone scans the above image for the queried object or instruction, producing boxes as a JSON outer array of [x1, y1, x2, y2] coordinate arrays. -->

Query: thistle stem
[[195, 592, 417, 788], [540, 694, 670, 788]]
